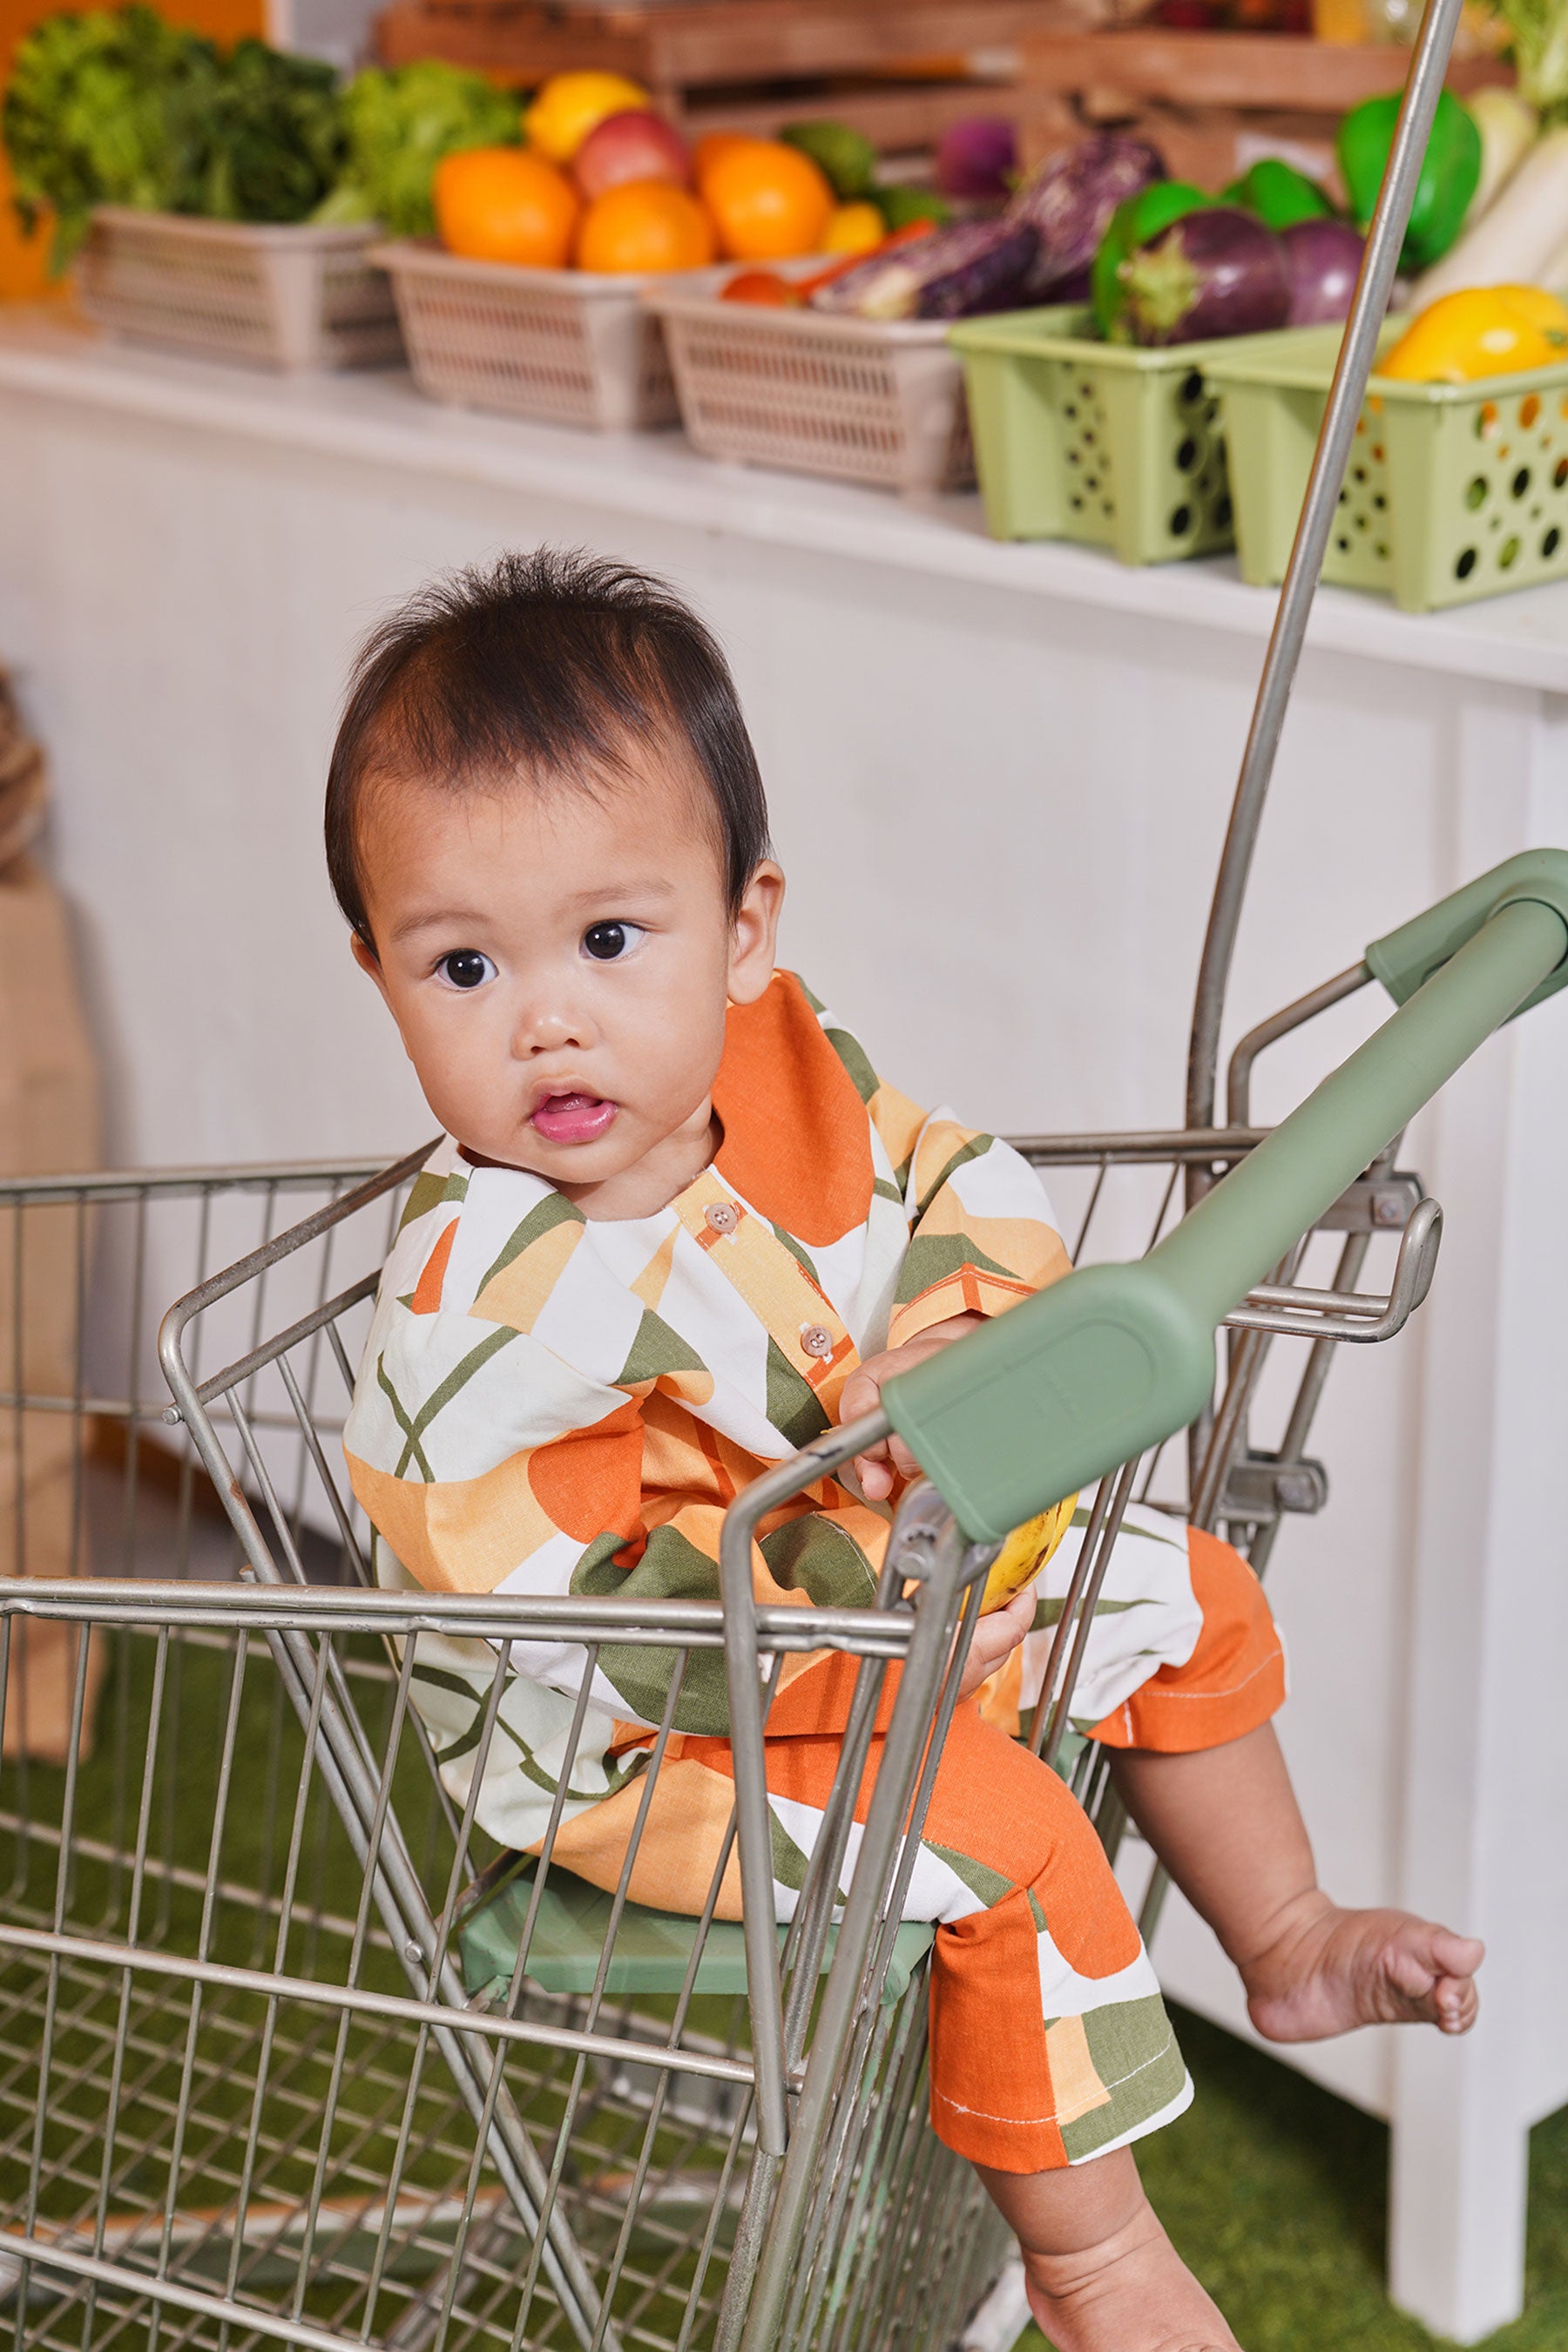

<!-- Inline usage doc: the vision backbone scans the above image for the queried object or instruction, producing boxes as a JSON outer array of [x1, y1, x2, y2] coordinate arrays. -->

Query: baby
[[335, 549, 1482, 2352]]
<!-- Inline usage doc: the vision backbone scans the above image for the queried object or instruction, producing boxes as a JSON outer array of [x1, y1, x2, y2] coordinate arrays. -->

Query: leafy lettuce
[[319, 60, 522, 237]]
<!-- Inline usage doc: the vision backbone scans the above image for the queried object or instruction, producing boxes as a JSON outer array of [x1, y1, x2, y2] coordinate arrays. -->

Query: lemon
[[524, 71, 652, 166], [980, 1493, 1078, 1614], [821, 201, 884, 256]]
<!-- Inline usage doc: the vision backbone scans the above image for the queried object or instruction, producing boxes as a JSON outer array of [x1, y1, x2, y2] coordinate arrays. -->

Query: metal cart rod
[[884, 864, 1568, 1542], [1185, 0, 1469, 1137]]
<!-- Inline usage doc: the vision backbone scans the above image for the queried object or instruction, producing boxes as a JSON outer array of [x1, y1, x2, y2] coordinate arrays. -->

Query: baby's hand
[[955, 1577, 1039, 1701], [840, 1314, 985, 1502]]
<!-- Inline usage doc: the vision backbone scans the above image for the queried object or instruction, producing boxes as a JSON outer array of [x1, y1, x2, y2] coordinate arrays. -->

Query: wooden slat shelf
[[1016, 28, 1513, 186], [375, 0, 1103, 132]]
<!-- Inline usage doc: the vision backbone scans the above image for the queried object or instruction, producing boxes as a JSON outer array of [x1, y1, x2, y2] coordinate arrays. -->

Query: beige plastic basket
[[77, 209, 401, 373], [375, 241, 716, 430], [646, 279, 974, 495]]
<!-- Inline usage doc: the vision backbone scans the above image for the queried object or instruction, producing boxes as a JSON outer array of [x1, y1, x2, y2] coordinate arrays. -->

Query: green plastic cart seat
[[458, 1861, 936, 2008]]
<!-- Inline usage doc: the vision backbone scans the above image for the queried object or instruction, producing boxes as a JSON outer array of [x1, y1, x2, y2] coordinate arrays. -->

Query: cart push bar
[[881, 852, 1568, 1545], [710, 855, 1568, 2352]]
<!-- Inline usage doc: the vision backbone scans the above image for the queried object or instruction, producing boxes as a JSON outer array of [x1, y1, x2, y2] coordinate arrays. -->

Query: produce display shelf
[[950, 303, 1243, 564], [374, 242, 727, 431], [647, 276, 974, 496], [77, 211, 401, 375], [1208, 323, 1568, 613]]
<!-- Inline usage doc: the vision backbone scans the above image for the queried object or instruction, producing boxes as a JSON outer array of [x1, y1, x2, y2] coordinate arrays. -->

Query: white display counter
[[2, 310, 1565, 2341]]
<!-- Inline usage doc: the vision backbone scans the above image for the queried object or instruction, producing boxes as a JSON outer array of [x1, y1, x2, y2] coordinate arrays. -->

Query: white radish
[[1467, 87, 1538, 220], [1414, 125, 1568, 305]]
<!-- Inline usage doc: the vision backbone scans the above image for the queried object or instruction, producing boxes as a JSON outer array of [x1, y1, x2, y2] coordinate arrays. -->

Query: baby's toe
[[1436, 1975, 1480, 2034], [1432, 1928, 1484, 1980]]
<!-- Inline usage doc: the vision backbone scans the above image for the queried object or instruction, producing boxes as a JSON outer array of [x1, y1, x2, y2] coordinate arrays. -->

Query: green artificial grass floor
[[1016, 2004, 1568, 2352]]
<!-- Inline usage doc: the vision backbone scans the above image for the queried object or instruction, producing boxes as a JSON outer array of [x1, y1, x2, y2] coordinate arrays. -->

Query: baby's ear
[[350, 930, 390, 1003], [727, 862, 785, 1005]]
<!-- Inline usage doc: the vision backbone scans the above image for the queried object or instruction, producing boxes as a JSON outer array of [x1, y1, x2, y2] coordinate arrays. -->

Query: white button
[[705, 1201, 739, 1235], [801, 1323, 835, 1360]]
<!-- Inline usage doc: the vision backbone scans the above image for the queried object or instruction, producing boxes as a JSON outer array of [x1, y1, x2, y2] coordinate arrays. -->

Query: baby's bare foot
[[1241, 1890, 1483, 2043], [1023, 2201, 1240, 2352]]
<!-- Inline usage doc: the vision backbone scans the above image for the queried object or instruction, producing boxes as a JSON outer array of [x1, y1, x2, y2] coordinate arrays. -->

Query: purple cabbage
[[1120, 206, 1291, 345], [809, 216, 1039, 321], [1281, 216, 1365, 326], [1006, 132, 1166, 301]]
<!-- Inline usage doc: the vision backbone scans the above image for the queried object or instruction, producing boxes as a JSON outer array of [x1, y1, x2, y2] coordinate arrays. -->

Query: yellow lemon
[[980, 1493, 1078, 1613], [821, 200, 885, 256], [525, 71, 652, 166]]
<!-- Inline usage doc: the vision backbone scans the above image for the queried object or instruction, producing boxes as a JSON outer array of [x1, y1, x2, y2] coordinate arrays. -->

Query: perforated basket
[[949, 304, 1238, 563], [77, 209, 401, 372], [375, 241, 719, 430], [1208, 321, 1568, 612], [646, 277, 974, 494]]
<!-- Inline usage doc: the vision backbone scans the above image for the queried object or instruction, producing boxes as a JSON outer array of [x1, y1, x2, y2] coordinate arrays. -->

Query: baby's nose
[[516, 997, 592, 1053]]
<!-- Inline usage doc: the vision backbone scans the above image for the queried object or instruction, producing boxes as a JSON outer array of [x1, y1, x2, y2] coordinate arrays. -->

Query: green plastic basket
[[1208, 321, 1568, 612], [948, 303, 1240, 564]]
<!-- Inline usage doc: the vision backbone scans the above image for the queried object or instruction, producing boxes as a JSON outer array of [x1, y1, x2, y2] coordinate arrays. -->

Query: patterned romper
[[344, 970, 1286, 2174]]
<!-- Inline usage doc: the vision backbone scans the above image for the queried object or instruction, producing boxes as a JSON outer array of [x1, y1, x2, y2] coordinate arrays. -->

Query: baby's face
[[354, 753, 782, 1218]]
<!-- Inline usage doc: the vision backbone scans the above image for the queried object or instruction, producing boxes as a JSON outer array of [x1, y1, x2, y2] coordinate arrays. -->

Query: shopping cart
[[3, 852, 1565, 2352], [3, 3, 1565, 2342]]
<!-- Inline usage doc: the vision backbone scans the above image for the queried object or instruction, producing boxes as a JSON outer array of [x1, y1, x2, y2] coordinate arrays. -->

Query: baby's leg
[[993, 1505, 1483, 2042], [1111, 1724, 1482, 2040], [977, 2146, 1237, 2352], [711, 1682, 1240, 2344]]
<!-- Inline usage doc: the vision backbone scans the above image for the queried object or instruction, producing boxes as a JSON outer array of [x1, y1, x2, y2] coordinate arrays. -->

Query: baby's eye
[[436, 950, 497, 990], [582, 922, 645, 963]]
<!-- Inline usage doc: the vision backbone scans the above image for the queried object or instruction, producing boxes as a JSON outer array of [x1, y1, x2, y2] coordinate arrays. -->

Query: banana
[[979, 1492, 1079, 1614]]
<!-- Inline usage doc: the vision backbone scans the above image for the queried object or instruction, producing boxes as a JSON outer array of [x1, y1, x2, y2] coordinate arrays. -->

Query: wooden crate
[[1017, 30, 1513, 189], [375, 0, 1111, 149]]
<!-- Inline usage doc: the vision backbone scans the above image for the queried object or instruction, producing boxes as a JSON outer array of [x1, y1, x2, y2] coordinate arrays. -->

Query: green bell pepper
[[1092, 179, 1214, 339], [1223, 156, 1336, 231], [1335, 88, 1481, 273]]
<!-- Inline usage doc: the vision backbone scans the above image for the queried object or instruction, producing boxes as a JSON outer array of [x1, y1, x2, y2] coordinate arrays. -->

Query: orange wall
[[1, 0, 265, 295]]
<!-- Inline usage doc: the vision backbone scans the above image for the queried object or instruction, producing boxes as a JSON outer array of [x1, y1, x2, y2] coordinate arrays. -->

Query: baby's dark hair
[[325, 548, 771, 949]]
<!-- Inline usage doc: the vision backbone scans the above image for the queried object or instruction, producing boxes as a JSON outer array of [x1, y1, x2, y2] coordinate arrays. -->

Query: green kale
[[179, 40, 343, 223]]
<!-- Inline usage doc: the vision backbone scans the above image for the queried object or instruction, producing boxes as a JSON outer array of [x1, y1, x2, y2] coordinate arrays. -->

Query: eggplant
[[1117, 205, 1291, 345], [1281, 216, 1365, 326], [1007, 132, 1166, 301], [1094, 181, 1213, 337], [808, 215, 1039, 321]]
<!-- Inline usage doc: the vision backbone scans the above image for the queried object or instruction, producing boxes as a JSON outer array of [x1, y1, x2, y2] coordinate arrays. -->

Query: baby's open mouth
[[531, 1092, 618, 1146]]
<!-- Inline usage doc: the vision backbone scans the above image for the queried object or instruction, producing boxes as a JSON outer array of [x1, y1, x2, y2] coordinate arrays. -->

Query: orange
[[575, 180, 718, 274], [524, 71, 652, 165], [434, 146, 580, 268], [698, 138, 834, 260], [691, 130, 752, 183]]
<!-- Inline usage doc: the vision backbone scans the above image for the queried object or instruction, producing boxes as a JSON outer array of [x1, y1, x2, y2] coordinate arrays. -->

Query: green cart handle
[[883, 854, 1568, 1543], [1366, 848, 1568, 1017]]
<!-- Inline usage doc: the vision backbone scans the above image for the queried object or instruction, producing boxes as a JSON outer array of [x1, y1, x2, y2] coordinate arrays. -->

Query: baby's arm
[[839, 1314, 1035, 1701]]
